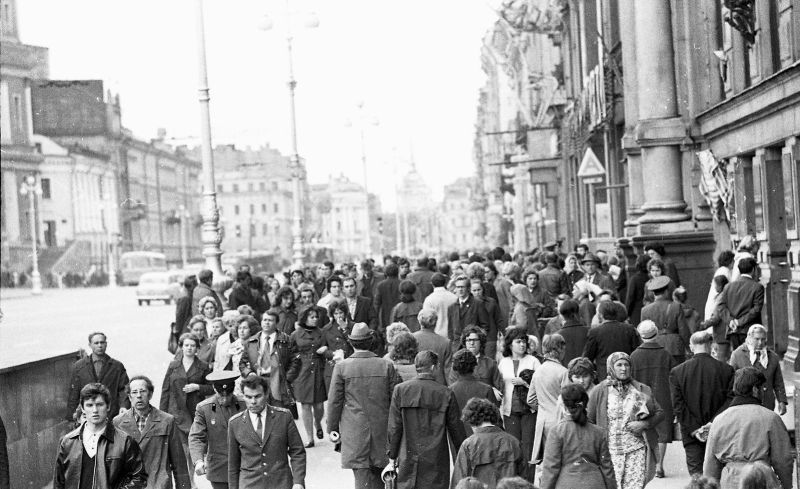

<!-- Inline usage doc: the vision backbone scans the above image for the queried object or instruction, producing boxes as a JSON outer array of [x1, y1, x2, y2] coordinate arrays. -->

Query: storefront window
[[747, 158, 765, 233]]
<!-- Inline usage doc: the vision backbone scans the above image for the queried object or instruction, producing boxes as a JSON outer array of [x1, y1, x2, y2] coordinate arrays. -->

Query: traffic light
[[377, 216, 384, 234]]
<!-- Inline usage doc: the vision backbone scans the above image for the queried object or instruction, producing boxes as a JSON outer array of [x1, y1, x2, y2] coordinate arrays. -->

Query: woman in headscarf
[[389, 280, 423, 332], [539, 384, 616, 489], [287, 305, 328, 447], [509, 284, 539, 337], [563, 254, 584, 292], [198, 295, 220, 338], [587, 352, 663, 489]]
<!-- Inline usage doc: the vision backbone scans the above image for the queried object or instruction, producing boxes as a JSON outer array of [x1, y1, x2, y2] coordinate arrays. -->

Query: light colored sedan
[[135, 271, 183, 305]]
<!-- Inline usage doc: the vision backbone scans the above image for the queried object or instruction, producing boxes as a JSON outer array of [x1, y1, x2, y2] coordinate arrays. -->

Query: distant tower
[[0, 0, 19, 42]]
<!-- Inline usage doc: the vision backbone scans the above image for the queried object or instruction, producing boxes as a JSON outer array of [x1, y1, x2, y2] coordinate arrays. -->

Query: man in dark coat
[[356, 260, 382, 300], [67, 332, 130, 421], [228, 376, 305, 489], [192, 269, 223, 316], [715, 257, 764, 350], [189, 371, 244, 489], [55, 383, 147, 488], [406, 257, 434, 302], [448, 350, 497, 436], [387, 351, 466, 489], [314, 261, 334, 298], [669, 331, 734, 476], [227, 271, 258, 316], [343, 276, 377, 328], [413, 308, 452, 385], [582, 302, 640, 380], [239, 310, 300, 411], [327, 324, 401, 489], [537, 253, 570, 298], [640, 275, 691, 364], [374, 264, 402, 331], [554, 299, 589, 366], [451, 275, 490, 345], [114, 376, 190, 489], [630, 321, 676, 479]]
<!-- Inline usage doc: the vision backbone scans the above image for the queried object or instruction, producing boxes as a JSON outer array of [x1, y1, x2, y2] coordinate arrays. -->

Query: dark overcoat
[[159, 358, 213, 434], [447, 354, 503, 392], [448, 375, 498, 436], [374, 277, 402, 329], [630, 342, 677, 442], [321, 320, 355, 391], [555, 319, 589, 366], [326, 351, 401, 468], [669, 352, 734, 439], [389, 301, 423, 332], [239, 331, 298, 407], [728, 345, 786, 411], [387, 373, 467, 489], [227, 406, 306, 489], [450, 425, 522, 489], [413, 329, 453, 385], [715, 275, 765, 334], [113, 406, 190, 489], [582, 321, 641, 380], [68, 354, 130, 420], [641, 297, 690, 361], [287, 326, 327, 403], [188, 396, 244, 483]]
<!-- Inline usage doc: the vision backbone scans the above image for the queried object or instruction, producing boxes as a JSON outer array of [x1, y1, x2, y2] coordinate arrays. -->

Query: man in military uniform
[[228, 375, 306, 489], [188, 371, 243, 489]]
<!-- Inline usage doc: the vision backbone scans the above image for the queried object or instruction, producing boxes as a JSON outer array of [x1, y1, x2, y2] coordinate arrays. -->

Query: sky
[[17, 0, 501, 210]]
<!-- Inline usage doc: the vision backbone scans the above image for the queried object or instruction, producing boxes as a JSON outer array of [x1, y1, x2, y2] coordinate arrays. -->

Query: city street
[[0, 286, 694, 488]]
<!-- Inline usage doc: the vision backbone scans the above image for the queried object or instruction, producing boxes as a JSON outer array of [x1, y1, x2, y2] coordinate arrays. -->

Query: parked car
[[135, 271, 183, 305]]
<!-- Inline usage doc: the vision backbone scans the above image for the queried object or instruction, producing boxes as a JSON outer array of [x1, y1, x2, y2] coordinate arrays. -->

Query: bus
[[119, 251, 167, 285]]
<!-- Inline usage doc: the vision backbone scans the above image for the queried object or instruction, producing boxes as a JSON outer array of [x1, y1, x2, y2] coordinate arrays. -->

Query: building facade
[[206, 144, 297, 267], [0, 0, 49, 274], [437, 177, 482, 253], [475, 0, 800, 362], [31, 80, 203, 267]]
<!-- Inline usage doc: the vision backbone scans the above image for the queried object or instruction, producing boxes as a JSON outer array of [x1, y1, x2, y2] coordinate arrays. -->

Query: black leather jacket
[[54, 422, 147, 489]]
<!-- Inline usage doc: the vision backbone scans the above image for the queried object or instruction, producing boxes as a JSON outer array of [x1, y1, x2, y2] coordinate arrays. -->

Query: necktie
[[256, 413, 263, 442], [755, 351, 762, 366]]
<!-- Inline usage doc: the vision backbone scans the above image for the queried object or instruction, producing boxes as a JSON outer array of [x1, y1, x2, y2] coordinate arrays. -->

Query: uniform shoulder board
[[196, 397, 215, 409], [270, 405, 291, 415], [230, 410, 248, 421]]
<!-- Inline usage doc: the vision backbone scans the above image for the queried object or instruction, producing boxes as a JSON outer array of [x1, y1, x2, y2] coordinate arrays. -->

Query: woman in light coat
[[526, 334, 568, 466]]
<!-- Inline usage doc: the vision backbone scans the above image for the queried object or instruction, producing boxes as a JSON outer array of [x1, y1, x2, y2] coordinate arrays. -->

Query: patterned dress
[[607, 385, 647, 489]]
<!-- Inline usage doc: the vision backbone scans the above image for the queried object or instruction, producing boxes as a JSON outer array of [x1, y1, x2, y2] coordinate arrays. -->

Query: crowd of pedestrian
[[53, 238, 794, 489]]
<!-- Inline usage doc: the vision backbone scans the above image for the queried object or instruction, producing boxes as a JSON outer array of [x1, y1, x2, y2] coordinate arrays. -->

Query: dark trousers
[[683, 437, 706, 475], [353, 466, 384, 489], [210, 483, 229, 489], [504, 412, 537, 482], [728, 332, 747, 351]]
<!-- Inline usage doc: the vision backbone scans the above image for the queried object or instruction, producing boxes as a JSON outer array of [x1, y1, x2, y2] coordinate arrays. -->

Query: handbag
[[167, 322, 179, 354]]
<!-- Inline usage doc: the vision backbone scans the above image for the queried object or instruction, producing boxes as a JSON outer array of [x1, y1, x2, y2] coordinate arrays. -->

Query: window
[[273, 203, 279, 213], [12, 94, 22, 132], [260, 182, 266, 191], [783, 147, 797, 234], [98, 177, 104, 200], [271, 181, 278, 191], [249, 204, 255, 215], [40, 178, 51, 199], [233, 184, 239, 193], [262, 203, 267, 213], [234, 205, 240, 216], [778, 0, 795, 69], [274, 225, 280, 235], [235, 224, 241, 237], [248, 183, 254, 192], [262, 223, 268, 235], [337, 221, 342, 231], [749, 157, 765, 233]]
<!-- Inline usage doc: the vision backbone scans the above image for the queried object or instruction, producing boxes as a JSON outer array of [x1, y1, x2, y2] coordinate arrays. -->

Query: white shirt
[[249, 408, 267, 440], [82, 424, 105, 457], [749, 347, 769, 368], [346, 297, 358, 319]]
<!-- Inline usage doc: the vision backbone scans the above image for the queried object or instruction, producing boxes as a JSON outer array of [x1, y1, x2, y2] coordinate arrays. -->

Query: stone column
[[634, 0, 690, 229], [617, 0, 644, 233]]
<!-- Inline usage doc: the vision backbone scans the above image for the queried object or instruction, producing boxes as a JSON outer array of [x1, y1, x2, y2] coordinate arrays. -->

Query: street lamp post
[[104, 199, 118, 289], [347, 102, 379, 258], [260, 6, 318, 269], [19, 175, 42, 295], [193, 0, 227, 289], [178, 204, 189, 269]]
